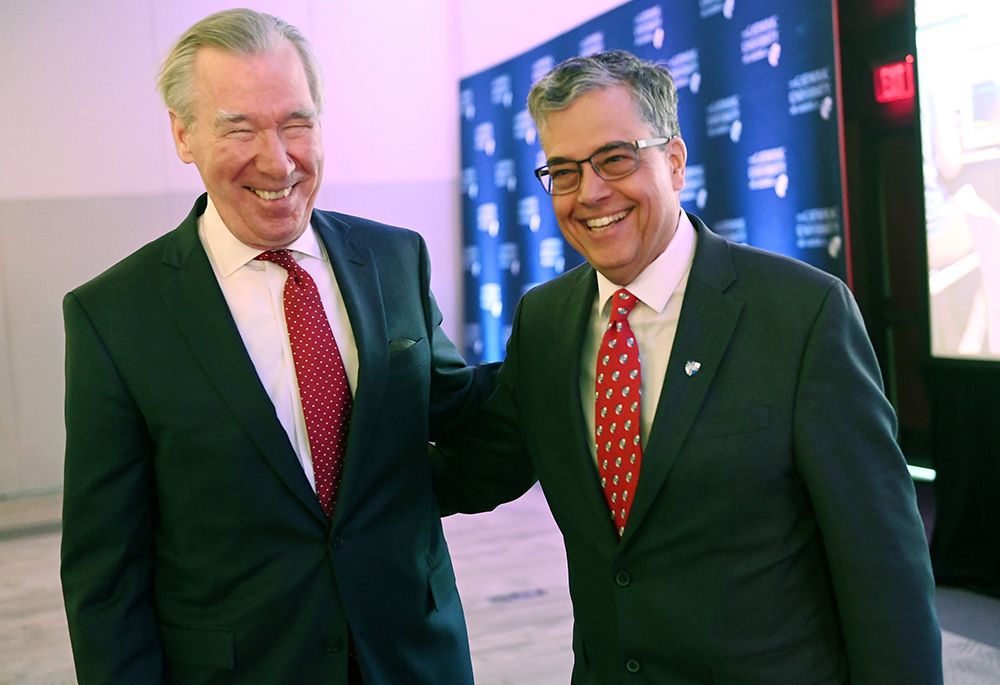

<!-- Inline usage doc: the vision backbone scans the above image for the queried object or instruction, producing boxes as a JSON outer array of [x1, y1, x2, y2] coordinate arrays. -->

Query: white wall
[[0, 0, 627, 497]]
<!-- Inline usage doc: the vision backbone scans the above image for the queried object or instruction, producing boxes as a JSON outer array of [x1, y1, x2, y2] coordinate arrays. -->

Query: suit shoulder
[[315, 209, 422, 247], [710, 240, 864, 332], [527, 261, 592, 297], [71, 196, 205, 300], [70, 229, 181, 302], [725, 240, 844, 294], [510, 263, 594, 328]]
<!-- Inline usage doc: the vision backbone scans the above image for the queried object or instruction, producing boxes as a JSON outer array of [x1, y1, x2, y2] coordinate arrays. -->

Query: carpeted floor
[[2, 487, 998, 684], [942, 630, 1000, 684]]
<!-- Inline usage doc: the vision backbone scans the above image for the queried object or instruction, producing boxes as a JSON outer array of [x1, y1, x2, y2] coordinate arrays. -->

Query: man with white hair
[[61, 9, 487, 684]]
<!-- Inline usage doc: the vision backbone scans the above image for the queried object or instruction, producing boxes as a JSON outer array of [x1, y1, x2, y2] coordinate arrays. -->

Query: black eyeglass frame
[[533, 136, 674, 196]]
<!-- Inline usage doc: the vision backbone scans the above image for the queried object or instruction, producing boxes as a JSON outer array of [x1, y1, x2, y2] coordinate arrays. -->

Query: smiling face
[[169, 40, 323, 250], [539, 85, 687, 285]]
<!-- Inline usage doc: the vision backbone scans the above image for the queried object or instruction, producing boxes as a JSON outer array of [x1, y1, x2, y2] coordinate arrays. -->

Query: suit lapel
[[622, 217, 743, 543], [311, 212, 386, 522], [158, 196, 327, 522], [541, 267, 626, 543]]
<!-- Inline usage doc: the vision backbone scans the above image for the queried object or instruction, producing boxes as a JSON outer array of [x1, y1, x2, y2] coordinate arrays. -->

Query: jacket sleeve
[[414, 234, 500, 442], [61, 291, 165, 684], [792, 280, 943, 684], [431, 296, 538, 515]]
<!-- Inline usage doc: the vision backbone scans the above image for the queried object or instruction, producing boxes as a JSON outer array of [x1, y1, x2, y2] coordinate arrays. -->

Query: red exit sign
[[873, 56, 915, 103]]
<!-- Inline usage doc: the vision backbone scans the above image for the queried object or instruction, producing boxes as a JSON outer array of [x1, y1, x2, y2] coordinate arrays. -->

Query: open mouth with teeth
[[585, 209, 630, 231], [251, 187, 293, 200]]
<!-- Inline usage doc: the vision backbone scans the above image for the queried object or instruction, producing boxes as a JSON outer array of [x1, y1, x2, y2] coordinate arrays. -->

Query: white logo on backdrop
[[515, 110, 537, 145], [539, 237, 566, 274], [499, 242, 521, 276], [491, 74, 513, 108], [707, 95, 742, 143], [495, 159, 517, 193], [668, 49, 701, 93], [741, 15, 780, 66], [480, 283, 503, 318], [788, 67, 834, 119], [795, 207, 841, 252], [462, 168, 479, 199], [714, 217, 749, 244], [700, 0, 735, 19], [463, 245, 481, 278], [634, 6, 665, 50], [477, 203, 500, 237], [747, 147, 789, 198], [518, 196, 542, 233], [680, 164, 708, 210], [580, 32, 605, 56], [475, 122, 496, 156]]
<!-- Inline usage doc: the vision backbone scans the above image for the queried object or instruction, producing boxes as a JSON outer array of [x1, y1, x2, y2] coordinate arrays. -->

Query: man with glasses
[[434, 50, 942, 683], [61, 9, 491, 684]]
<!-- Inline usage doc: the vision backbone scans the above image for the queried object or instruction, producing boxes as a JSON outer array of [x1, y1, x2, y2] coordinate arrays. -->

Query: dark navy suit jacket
[[435, 215, 943, 684], [62, 194, 488, 684]]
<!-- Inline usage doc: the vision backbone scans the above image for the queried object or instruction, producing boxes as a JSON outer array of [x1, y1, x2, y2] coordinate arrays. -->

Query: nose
[[256, 130, 295, 178], [576, 162, 612, 204]]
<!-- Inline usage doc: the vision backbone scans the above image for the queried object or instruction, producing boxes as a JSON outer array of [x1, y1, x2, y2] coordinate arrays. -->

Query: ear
[[667, 136, 687, 191], [169, 109, 196, 164]]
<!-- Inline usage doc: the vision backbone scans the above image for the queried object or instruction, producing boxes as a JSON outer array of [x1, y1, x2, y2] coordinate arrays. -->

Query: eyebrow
[[545, 140, 632, 165], [286, 108, 319, 122], [212, 108, 319, 129], [214, 111, 249, 128]]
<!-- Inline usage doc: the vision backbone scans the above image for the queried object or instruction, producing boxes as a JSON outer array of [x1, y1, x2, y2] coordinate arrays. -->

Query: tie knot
[[609, 289, 639, 321], [255, 249, 298, 273]]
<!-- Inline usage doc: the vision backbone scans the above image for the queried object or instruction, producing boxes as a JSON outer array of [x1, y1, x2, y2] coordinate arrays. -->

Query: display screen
[[917, 0, 1000, 359]]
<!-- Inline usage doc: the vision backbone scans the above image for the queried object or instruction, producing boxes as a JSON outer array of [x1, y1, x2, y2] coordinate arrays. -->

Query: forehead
[[538, 86, 652, 158], [189, 42, 313, 115]]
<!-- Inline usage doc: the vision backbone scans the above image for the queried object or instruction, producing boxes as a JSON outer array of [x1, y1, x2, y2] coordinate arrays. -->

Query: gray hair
[[527, 50, 680, 140], [158, 8, 324, 127]]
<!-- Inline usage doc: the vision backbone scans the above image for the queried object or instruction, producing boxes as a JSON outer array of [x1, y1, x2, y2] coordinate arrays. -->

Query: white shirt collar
[[200, 195, 326, 278], [596, 211, 696, 315]]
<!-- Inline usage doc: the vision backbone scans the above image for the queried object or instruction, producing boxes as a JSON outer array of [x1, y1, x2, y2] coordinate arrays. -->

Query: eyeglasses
[[534, 137, 672, 196]]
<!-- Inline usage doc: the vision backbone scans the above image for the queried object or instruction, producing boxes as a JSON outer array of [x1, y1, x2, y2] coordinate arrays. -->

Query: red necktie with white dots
[[595, 288, 643, 537], [256, 250, 352, 520]]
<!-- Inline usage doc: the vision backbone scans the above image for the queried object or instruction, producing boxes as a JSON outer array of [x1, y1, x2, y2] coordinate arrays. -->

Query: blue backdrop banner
[[460, 0, 845, 363]]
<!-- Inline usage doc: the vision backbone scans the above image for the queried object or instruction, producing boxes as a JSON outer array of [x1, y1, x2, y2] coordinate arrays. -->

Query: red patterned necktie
[[256, 250, 352, 519], [595, 288, 643, 537]]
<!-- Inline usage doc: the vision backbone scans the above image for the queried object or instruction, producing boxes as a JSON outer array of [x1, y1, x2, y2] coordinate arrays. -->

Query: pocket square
[[389, 338, 419, 353]]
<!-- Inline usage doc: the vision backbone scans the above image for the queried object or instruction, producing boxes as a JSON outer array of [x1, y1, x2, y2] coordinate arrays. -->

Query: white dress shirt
[[198, 197, 359, 492], [580, 212, 697, 461]]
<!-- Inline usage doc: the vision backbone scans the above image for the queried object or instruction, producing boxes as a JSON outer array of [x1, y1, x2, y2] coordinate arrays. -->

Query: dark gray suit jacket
[[435, 215, 942, 684], [62, 194, 488, 684]]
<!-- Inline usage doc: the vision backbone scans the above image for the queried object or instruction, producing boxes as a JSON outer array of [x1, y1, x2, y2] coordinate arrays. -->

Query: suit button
[[625, 659, 641, 673], [615, 571, 631, 586], [331, 537, 343, 549], [324, 637, 344, 653]]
